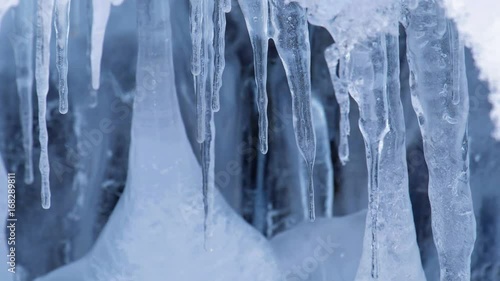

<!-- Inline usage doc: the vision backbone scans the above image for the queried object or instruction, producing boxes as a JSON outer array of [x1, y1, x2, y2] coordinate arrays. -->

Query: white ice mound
[[36, 0, 281, 279], [270, 210, 366, 281]]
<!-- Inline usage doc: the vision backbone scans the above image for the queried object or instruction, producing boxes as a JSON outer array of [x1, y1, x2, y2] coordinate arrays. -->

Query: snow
[[442, 0, 500, 140]]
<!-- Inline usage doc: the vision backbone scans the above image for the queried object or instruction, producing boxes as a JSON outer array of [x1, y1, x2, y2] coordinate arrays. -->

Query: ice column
[[238, 0, 270, 154], [90, 0, 110, 91], [269, 0, 317, 221], [12, 0, 35, 184], [347, 36, 389, 279], [404, 1, 476, 280], [54, 0, 71, 114], [350, 33, 426, 281], [35, 0, 55, 209], [311, 99, 334, 217], [189, 0, 218, 248]]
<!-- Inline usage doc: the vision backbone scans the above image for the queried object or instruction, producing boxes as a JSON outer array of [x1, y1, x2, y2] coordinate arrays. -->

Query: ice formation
[[35, 0, 55, 209], [403, 1, 476, 280], [1, 0, 500, 280], [35, 0, 281, 279], [91, 0, 123, 92]]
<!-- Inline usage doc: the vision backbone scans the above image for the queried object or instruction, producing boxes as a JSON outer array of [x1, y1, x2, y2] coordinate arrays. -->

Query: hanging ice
[[346, 36, 390, 280], [404, 1, 476, 280], [212, 0, 230, 112], [347, 30, 426, 280], [35, 0, 55, 209], [54, 0, 71, 114], [12, 0, 35, 184], [35, 0, 281, 279], [91, 0, 123, 91], [189, 0, 218, 248], [201, 0, 216, 248], [238, 0, 270, 154], [269, 0, 317, 221], [325, 45, 350, 164]]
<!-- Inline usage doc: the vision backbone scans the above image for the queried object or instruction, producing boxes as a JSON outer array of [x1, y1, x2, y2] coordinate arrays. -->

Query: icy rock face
[[441, 0, 500, 140], [35, 0, 280, 280], [271, 210, 366, 281]]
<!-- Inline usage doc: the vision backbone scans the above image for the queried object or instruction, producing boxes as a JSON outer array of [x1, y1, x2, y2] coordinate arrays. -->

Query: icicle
[[189, 0, 203, 76], [269, 0, 316, 221], [90, 0, 111, 91], [205, 1, 217, 251], [351, 32, 426, 281], [238, 0, 270, 154], [404, 1, 476, 280], [191, 0, 217, 250], [54, 0, 71, 114], [347, 37, 389, 279], [12, 0, 35, 185], [191, 0, 211, 143], [325, 45, 350, 165], [211, 0, 227, 112], [35, 0, 55, 209]]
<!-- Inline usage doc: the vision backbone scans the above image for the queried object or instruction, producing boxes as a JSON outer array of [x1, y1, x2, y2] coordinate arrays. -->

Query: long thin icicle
[[347, 37, 389, 279], [12, 0, 35, 184], [203, 0, 217, 252], [190, 0, 217, 250], [325, 45, 350, 164], [270, 0, 316, 221], [404, 1, 476, 280], [54, 0, 71, 114], [35, 0, 55, 209], [238, 0, 269, 154]]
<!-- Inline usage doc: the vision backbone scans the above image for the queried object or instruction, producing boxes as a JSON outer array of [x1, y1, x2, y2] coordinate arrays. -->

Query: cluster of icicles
[[0, 0, 123, 208], [2, 0, 477, 280]]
